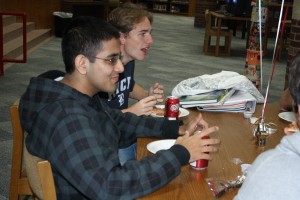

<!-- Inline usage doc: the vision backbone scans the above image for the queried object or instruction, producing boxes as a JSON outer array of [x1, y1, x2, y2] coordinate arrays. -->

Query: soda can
[[190, 135, 210, 170], [164, 96, 180, 120]]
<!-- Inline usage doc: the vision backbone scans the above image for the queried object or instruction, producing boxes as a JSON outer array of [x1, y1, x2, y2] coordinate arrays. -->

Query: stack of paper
[[180, 88, 236, 106]]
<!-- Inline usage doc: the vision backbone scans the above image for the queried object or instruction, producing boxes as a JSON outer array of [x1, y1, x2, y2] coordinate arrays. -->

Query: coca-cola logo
[[170, 104, 179, 112]]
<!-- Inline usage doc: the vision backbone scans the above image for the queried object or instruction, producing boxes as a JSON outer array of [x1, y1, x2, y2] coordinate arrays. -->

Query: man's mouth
[[111, 75, 119, 82], [141, 47, 149, 54]]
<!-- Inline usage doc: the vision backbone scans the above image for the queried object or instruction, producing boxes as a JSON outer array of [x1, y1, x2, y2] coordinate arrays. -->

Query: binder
[[181, 90, 257, 113]]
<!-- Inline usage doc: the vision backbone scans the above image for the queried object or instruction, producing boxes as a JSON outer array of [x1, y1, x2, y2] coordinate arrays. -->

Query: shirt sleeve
[[107, 106, 180, 148], [48, 113, 183, 199]]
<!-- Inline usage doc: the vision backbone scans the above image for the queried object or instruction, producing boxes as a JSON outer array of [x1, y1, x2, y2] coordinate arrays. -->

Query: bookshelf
[[267, 2, 293, 38], [137, 0, 196, 16]]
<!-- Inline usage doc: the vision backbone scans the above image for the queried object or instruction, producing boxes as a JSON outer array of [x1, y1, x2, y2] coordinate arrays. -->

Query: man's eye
[[106, 57, 118, 65]]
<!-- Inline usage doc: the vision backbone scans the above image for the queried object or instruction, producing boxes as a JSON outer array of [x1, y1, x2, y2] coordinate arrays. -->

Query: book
[[180, 88, 235, 104], [197, 102, 247, 112], [196, 91, 257, 113]]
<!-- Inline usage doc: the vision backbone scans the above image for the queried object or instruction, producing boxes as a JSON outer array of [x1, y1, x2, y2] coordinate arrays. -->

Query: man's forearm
[[129, 84, 148, 100]]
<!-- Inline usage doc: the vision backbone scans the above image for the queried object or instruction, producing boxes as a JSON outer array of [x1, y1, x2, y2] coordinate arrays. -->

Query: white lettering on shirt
[[118, 93, 125, 106], [116, 77, 131, 94]]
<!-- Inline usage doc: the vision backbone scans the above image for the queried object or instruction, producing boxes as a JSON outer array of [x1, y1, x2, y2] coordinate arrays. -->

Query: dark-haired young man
[[19, 16, 220, 199]]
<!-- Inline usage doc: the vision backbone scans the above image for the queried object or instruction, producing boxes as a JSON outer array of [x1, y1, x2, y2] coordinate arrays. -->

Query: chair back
[[24, 146, 57, 200], [9, 100, 33, 199], [202, 9, 232, 56], [204, 9, 212, 32], [9, 99, 56, 200]]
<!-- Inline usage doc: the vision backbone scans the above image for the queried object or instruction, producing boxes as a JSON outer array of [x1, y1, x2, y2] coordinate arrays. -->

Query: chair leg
[[203, 35, 209, 53], [224, 36, 229, 56], [203, 35, 207, 52], [208, 37, 212, 49], [227, 35, 232, 56]]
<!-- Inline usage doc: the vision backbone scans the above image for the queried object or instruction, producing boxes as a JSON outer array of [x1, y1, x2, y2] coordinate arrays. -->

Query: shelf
[[170, 11, 188, 15], [138, 0, 195, 16], [152, 9, 169, 13], [171, 1, 189, 5], [154, 0, 168, 3]]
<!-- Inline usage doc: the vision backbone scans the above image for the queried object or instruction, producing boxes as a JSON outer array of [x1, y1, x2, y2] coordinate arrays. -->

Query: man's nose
[[146, 34, 154, 44], [115, 59, 124, 73]]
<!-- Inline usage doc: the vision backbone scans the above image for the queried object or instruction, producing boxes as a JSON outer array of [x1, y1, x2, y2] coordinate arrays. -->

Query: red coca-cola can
[[190, 135, 210, 170], [164, 96, 180, 120]]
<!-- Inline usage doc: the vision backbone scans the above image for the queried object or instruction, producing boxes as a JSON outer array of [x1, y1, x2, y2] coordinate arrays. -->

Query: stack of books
[[179, 89, 256, 113], [180, 88, 236, 107]]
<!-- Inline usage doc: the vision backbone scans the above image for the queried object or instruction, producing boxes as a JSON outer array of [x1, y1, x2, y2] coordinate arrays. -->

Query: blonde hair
[[107, 3, 153, 34]]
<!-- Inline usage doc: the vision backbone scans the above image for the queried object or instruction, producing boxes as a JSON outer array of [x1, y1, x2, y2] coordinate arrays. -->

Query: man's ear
[[75, 55, 88, 75], [120, 32, 127, 45]]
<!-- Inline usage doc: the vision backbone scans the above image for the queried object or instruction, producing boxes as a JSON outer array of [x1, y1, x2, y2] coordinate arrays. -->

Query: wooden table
[[269, 2, 293, 8], [137, 103, 290, 199], [210, 11, 250, 56]]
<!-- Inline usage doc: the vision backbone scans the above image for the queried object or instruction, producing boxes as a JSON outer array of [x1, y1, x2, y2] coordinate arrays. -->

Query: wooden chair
[[203, 9, 232, 56], [9, 100, 56, 200], [9, 100, 33, 200], [24, 146, 56, 200]]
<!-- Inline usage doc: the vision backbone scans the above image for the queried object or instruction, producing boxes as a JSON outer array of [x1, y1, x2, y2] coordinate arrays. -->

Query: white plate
[[146, 139, 176, 154], [278, 112, 296, 122], [150, 105, 189, 118]]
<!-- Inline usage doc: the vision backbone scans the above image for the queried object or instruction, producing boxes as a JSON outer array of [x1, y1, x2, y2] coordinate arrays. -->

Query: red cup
[[190, 135, 210, 170]]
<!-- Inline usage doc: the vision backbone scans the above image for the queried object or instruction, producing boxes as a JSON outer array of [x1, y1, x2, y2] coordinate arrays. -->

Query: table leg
[[242, 21, 246, 39], [216, 18, 222, 56], [232, 21, 237, 37]]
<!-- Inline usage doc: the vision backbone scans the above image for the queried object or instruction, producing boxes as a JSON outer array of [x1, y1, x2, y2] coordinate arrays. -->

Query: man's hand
[[176, 126, 220, 163], [178, 113, 209, 135], [125, 96, 157, 116], [149, 83, 164, 103], [284, 121, 299, 135], [176, 113, 220, 163]]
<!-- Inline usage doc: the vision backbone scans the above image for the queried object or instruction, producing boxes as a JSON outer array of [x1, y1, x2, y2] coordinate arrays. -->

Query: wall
[[285, 0, 300, 88], [0, 0, 61, 30], [194, 0, 217, 27]]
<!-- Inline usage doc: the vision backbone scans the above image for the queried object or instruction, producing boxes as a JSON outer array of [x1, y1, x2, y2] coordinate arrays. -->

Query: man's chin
[[135, 55, 146, 61], [109, 85, 118, 93], [101, 86, 117, 94]]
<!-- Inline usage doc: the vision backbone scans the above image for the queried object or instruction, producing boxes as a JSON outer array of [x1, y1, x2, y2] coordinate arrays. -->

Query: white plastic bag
[[171, 71, 264, 103]]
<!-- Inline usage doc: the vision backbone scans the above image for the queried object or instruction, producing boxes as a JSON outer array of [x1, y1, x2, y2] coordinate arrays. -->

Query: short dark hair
[[61, 16, 120, 73], [289, 52, 300, 106], [107, 2, 153, 34]]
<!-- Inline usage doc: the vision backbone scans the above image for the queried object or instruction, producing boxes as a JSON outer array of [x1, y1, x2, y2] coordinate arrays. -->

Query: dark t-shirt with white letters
[[95, 60, 135, 109]]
